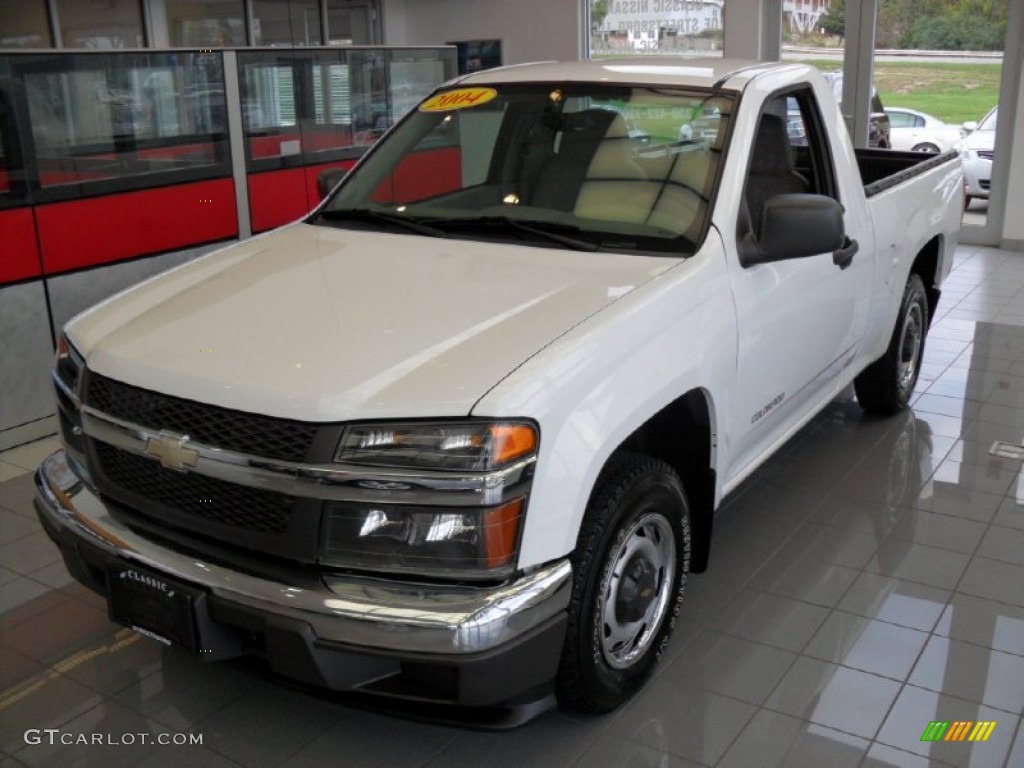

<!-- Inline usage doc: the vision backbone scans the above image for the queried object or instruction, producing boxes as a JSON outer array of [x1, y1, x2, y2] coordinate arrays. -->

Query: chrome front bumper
[[34, 449, 571, 656]]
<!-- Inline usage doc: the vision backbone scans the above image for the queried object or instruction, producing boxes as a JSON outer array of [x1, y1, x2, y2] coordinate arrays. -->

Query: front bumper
[[962, 156, 991, 198], [35, 449, 571, 707]]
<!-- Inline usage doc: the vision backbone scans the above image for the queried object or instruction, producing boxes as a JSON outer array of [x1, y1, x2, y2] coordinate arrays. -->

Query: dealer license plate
[[107, 563, 201, 651]]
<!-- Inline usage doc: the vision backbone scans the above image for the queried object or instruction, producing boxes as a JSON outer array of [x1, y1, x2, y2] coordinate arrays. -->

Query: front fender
[[474, 232, 738, 569]]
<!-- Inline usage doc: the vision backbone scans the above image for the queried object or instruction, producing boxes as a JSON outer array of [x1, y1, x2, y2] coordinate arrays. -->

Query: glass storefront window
[[166, 0, 247, 47], [348, 49, 386, 147], [0, 0, 53, 49], [326, 0, 374, 45], [388, 49, 452, 124], [240, 52, 303, 165], [0, 87, 23, 206], [57, 0, 145, 49], [17, 51, 229, 196], [253, 0, 322, 46], [590, 0, 724, 58], [238, 47, 455, 171], [450, 40, 502, 75]]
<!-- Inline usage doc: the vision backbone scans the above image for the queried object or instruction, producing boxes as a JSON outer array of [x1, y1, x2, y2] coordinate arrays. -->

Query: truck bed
[[793, 146, 959, 199], [852, 148, 960, 198]]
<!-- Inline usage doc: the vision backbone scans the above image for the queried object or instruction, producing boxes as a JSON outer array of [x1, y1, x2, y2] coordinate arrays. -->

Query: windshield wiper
[[315, 208, 447, 238], [437, 216, 601, 252]]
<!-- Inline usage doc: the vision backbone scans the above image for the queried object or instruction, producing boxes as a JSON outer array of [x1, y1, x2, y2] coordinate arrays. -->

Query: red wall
[[0, 207, 42, 283], [248, 159, 358, 233], [34, 178, 238, 275], [3, 144, 460, 284]]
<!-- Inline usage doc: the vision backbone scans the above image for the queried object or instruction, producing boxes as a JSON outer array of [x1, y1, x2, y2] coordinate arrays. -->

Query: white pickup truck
[[36, 58, 963, 718]]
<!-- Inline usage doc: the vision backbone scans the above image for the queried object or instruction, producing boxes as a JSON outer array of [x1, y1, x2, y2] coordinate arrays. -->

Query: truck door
[[726, 87, 872, 483]]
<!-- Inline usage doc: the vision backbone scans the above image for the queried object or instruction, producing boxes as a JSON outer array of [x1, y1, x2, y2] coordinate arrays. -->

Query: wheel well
[[911, 236, 941, 325], [616, 390, 716, 573]]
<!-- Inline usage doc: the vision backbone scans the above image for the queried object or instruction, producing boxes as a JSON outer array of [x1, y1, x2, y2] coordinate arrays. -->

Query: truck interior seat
[[531, 109, 642, 212], [744, 112, 809, 235]]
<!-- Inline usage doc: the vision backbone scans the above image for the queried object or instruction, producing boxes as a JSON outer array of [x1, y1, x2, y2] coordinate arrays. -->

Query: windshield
[[978, 107, 998, 131], [314, 83, 734, 255]]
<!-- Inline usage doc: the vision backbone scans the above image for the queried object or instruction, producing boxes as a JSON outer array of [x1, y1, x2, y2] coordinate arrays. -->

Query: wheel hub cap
[[898, 302, 924, 393], [599, 513, 676, 669], [616, 556, 658, 623]]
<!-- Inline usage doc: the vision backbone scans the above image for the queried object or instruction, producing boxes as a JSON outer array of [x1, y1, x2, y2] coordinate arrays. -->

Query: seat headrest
[[558, 109, 629, 163], [750, 113, 795, 176]]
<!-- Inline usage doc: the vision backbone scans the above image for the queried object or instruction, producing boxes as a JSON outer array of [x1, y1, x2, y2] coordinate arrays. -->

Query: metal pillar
[[222, 51, 253, 240], [841, 0, 877, 148], [723, 0, 782, 61]]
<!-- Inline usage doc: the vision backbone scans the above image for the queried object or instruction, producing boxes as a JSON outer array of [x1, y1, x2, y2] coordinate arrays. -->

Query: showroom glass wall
[[584, 0, 1022, 247], [589, 0, 725, 57], [867, 0, 1009, 239], [0, 0, 382, 49]]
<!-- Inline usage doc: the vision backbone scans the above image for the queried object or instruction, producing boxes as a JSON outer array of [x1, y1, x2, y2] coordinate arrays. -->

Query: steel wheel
[[855, 273, 929, 415], [599, 512, 676, 669], [556, 454, 690, 713], [897, 300, 924, 395]]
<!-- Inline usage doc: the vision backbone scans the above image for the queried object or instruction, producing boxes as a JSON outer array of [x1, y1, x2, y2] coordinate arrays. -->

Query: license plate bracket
[[107, 563, 202, 652]]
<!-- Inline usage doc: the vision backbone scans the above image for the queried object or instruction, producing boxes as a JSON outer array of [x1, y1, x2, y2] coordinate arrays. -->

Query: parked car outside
[[885, 107, 961, 153], [821, 71, 891, 149], [958, 106, 996, 208]]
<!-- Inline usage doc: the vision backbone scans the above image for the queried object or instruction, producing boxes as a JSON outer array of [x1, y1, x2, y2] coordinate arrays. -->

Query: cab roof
[[455, 58, 810, 92]]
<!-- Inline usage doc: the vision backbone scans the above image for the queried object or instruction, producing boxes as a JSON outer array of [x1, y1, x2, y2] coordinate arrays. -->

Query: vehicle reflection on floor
[[1, 244, 1022, 767]]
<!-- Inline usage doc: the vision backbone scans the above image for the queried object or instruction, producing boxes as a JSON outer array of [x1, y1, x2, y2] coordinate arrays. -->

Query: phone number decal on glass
[[419, 87, 498, 112]]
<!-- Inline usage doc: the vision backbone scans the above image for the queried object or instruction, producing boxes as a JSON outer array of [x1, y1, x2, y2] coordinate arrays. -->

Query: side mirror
[[317, 167, 348, 200], [742, 194, 845, 267], [961, 120, 978, 136]]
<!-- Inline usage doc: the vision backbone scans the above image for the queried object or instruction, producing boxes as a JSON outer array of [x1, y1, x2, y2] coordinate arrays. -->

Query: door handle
[[833, 237, 859, 270]]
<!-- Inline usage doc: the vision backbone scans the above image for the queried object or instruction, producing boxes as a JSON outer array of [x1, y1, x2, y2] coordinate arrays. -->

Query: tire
[[556, 453, 690, 714], [912, 142, 940, 153], [855, 273, 929, 415]]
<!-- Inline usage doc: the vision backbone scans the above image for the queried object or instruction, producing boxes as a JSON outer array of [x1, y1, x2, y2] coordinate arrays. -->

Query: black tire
[[556, 453, 690, 714], [855, 273, 929, 415], [912, 142, 940, 153]]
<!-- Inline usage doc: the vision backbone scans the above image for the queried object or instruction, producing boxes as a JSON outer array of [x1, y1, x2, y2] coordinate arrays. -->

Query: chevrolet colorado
[[36, 58, 963, 716]]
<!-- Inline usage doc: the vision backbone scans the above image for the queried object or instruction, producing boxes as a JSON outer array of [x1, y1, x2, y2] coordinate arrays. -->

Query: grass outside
[[797, 59, 1000, 125]]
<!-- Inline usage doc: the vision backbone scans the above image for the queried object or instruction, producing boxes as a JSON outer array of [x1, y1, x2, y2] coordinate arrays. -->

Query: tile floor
[[1, 244, 1023, 768]]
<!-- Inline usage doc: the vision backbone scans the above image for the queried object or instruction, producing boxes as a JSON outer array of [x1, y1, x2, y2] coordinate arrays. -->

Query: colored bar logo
[[921, 721, 997, 742]]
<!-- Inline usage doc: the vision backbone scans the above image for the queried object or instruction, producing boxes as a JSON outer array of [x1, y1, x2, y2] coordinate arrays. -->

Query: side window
[[781, 87, 838, 200], [740, 86, 838, 241], [888, 111, 909, 128]]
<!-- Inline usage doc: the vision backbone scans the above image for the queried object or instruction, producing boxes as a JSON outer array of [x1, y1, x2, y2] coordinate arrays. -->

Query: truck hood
[[961, 128, 994, 152], [69, 223, 676, 422]]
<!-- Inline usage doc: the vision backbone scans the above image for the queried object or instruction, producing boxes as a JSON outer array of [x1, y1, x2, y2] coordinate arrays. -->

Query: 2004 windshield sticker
[[419, 87, 498, 112]]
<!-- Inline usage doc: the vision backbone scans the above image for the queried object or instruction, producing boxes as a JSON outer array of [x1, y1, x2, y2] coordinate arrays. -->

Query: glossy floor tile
[[2, 245, 1024, 767]]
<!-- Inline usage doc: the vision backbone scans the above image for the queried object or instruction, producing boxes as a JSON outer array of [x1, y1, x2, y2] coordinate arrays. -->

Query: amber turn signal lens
[[489, 424, 537, 466], [483, 499, 524, 568]]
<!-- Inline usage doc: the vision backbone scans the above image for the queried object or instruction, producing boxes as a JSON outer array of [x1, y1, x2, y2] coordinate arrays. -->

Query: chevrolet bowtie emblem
[[144, 431, 199, 472]]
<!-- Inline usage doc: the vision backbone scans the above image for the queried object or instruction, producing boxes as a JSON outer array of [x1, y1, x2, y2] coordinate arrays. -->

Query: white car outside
[[957, 106, 997, 205], [885, 107, 961, 153]]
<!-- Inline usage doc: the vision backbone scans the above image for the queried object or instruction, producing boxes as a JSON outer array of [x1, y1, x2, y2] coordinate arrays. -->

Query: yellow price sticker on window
[[419, 87, 498, 112]]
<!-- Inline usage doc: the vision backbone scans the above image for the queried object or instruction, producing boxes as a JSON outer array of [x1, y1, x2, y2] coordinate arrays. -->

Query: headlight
[[328, 420, 537, 577], [320, 499, 524, 579], [335, 421, 537, 471]]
